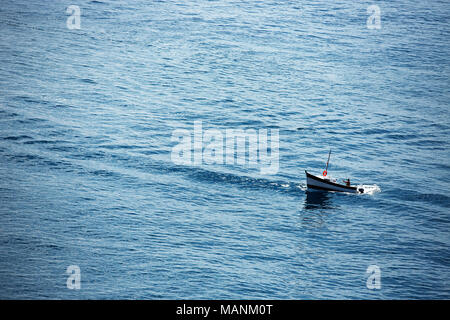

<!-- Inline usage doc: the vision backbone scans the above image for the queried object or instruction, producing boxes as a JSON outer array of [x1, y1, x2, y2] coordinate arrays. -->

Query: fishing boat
[[305, 150, 364, 194], [305, 171, 364, 193]]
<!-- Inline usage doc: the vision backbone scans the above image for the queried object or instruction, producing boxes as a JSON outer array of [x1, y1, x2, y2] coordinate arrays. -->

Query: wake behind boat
[[305, 150, 365, 194]]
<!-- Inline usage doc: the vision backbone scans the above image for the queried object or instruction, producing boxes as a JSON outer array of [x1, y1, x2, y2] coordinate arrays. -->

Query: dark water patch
[[8, 153, 46, 163], [399, 189, 450, 209], [23, 139, 64, 145], [46, 145, 78, 153], [12, 95, 49, 105], [41, 159, 74, 170], [98, 144, 145, 150], [2, 135, 32, 141], [427, 122, 449, 131], [0, 110, 20, 119], [434, 163, 450, 171], [410, 139, 447, 147], [215, 119, 267, 127], [0, 236, 30, 246], [384, 133, 419, 141], [15, 117, 47, 125], [80, 78, 97, 84], [5, 150, 75, 170], [303, 191, 336, 210], [90, 169, 125, 179], [115, 85, 128, 91], [52, 104, 73, 109], [138, 149, 165, 156], [358, 128, 392, 135], [69, 150, 108, 160], [35, 243, 64, 252]]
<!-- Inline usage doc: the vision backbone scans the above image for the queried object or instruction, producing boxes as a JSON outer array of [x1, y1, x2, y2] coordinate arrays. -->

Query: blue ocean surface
[[0, 0, 449, 299]]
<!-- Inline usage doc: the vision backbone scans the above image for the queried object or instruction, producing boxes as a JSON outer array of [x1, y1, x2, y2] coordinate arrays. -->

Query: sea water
[[0, 0, 449, 299]]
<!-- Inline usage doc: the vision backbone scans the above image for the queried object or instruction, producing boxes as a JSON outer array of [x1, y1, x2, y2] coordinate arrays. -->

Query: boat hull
[[305, 170, 360, 193]]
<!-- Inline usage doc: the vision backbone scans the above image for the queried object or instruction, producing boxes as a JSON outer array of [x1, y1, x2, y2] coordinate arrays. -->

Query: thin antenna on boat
[[325, 149, 331, 172]]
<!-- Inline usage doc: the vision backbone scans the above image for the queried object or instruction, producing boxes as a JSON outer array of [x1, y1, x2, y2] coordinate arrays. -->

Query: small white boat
[[305, 150, 364, 194], [305, 170, 364, 193]]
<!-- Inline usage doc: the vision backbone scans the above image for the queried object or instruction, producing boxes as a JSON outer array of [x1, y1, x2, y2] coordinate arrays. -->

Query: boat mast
[[325, 149, 331, 172]]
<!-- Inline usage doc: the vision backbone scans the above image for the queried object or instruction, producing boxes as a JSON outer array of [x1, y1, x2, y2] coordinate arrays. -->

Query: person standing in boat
[[344, 178, 350, 186]]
